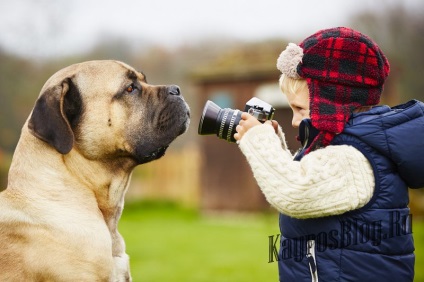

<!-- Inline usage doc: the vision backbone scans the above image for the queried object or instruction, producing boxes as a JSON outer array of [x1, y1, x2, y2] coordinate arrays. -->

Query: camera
[[198, 97, 275, 143]]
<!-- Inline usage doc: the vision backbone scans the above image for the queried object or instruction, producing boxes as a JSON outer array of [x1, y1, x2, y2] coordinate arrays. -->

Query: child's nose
[[292, 115, 301, 128]]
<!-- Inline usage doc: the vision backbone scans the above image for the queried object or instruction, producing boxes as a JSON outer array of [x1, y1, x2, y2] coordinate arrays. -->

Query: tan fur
[[0, 60, 190, 281]]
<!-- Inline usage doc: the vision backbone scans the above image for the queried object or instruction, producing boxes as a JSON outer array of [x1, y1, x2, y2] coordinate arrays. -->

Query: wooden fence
[[126, 146, 200, 208]]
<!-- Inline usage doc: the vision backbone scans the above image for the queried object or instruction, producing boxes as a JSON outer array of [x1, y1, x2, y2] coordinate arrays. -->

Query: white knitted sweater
[[238, 123, 375, 219]]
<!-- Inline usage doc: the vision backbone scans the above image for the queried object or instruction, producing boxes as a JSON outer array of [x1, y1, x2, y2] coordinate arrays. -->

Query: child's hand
[[266, 120, 279, 134], [234, 113, 280, 142], [234, 112, 262, 142]]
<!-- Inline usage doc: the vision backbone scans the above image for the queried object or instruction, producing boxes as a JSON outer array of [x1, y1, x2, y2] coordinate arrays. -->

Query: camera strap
[[299, 119, 319, 149], [295, 119, 320, 160]]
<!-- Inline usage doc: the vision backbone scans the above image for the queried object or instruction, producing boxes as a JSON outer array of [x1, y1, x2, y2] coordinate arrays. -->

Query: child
[[234, 27, 422, 282]]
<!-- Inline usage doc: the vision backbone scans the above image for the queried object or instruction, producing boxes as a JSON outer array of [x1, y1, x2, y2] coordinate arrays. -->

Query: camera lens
[[198, 100, 242, 143], [217, 108, 242, 142]]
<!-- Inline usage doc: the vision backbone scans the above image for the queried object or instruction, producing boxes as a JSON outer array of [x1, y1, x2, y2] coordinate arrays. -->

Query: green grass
[[119, 201, 279, 282], [119, 201, 424, 282], [415, 219, 424, 282]]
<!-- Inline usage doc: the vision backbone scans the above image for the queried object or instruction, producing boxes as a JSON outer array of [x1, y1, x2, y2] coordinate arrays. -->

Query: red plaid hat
[[277, 27, 390, 152]]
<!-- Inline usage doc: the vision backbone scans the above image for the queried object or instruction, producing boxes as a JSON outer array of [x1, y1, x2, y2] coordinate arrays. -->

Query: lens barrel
[[198, 100, 242, 143]]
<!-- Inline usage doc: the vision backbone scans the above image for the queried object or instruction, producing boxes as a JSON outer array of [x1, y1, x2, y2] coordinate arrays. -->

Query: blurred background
[[0, 0, 424, 281]]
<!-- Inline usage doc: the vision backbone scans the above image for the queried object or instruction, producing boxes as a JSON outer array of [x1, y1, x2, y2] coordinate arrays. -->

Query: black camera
[[198, 97, 275, 143]]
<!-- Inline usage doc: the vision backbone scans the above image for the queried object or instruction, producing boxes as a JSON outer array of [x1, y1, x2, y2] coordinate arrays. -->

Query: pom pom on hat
[[276, 43, 303, 79]]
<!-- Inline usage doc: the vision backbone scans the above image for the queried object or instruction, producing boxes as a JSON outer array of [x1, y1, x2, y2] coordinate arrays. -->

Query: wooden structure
[[192, 41, 299, 211]]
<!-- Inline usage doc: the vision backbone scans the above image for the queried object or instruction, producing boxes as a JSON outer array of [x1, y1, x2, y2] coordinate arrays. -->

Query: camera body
[[244, 97, 275, 123], [198, 97, 275, 143]]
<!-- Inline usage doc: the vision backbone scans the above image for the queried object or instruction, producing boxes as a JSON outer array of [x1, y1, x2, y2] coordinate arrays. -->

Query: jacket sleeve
[[238, 123, 375, 219]]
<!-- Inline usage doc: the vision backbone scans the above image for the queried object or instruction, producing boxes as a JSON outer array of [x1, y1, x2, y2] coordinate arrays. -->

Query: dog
[[0, 60, 190, 281]]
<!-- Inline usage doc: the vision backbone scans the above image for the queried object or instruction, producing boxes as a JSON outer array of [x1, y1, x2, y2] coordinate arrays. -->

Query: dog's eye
[[126, 84, 135, 93]]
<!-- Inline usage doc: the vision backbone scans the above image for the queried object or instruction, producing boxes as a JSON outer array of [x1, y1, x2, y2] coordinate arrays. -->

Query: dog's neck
[[8, 126, 135, 228], [62, 146, 134, 225]]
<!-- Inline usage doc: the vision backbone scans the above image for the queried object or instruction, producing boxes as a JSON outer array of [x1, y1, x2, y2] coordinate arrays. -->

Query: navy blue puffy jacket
[[278, 100, 424, 282]]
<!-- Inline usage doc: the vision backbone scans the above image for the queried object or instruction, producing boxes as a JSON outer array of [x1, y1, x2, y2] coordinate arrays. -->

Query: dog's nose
[[168, 85, 181, 96]]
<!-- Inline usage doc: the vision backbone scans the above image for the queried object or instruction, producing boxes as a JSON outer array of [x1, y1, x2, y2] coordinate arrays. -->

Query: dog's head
[[28, 60, 190, 165]]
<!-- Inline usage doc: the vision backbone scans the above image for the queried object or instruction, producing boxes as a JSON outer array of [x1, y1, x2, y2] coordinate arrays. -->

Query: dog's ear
[[28, 78, 82, 154]]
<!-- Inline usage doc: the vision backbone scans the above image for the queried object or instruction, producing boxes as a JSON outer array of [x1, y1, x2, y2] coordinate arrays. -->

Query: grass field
[[119, 201, 424, 282], [415, 220, 424, 282]]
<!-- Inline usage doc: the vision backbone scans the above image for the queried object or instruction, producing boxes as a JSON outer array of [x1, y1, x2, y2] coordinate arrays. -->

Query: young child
[[234, 27, 422, 282]]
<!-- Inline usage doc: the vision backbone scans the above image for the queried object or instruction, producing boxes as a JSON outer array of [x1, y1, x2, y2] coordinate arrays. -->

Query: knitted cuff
[[239, 124, 292, 158]]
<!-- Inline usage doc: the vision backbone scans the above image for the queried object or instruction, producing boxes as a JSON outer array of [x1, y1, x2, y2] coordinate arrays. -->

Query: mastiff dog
[[0, 60, 190, 281]]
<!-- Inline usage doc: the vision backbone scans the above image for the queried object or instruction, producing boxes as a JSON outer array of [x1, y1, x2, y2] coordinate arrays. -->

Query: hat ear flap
[[28, 78, 80, 154]]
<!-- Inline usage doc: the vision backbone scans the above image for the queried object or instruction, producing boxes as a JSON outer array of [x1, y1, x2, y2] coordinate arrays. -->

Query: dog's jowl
[[0, 60, 190, 281]]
